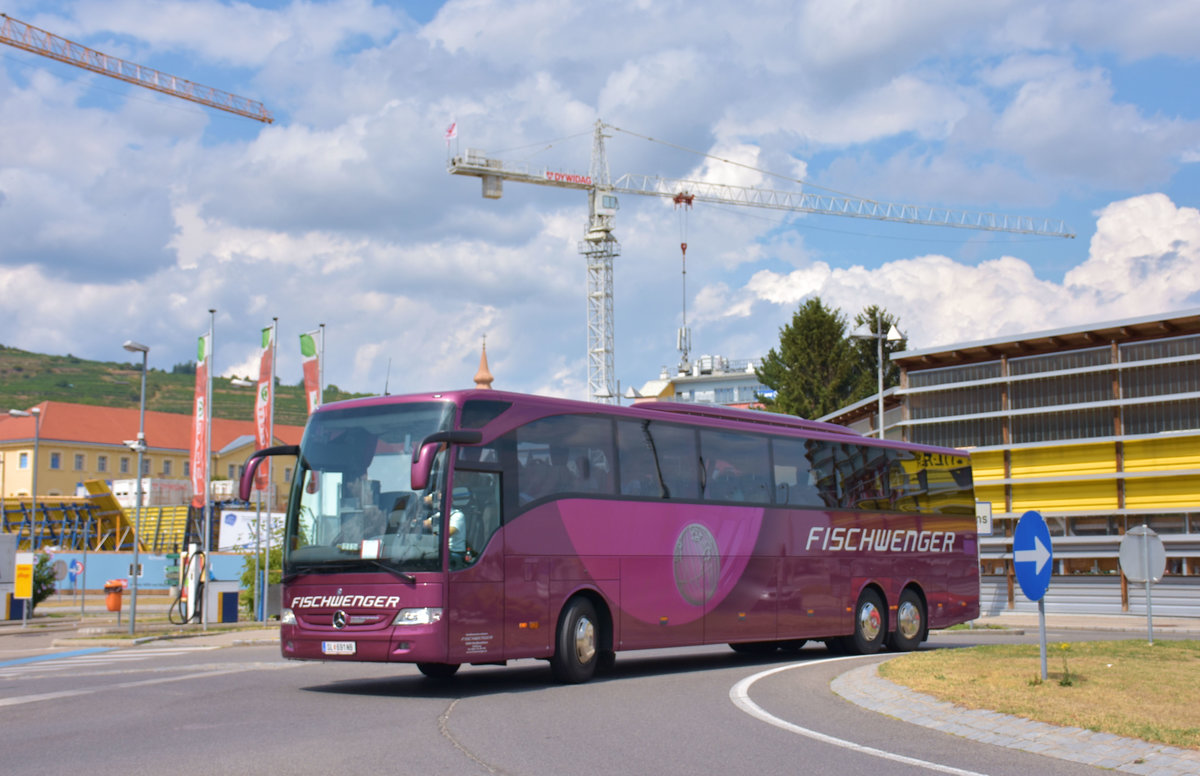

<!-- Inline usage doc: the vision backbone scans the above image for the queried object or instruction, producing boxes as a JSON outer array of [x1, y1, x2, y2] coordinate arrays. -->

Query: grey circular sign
[[1119, 526, 1166, 584]]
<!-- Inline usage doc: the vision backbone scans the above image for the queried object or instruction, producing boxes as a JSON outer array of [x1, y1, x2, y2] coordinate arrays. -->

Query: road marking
[[0, 662, 299, 708], [0, 647, 112, 668], [0, 645, 220, 677], [729, 656, 989, 776]]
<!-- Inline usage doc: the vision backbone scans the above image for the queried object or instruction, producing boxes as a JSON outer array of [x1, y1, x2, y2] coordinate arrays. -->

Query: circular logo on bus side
[[674, 523, 720, 606]]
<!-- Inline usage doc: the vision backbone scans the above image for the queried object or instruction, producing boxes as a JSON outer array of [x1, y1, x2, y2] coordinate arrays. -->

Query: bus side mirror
[[239, 445, 300, 501], [410, 430, 483, 491]]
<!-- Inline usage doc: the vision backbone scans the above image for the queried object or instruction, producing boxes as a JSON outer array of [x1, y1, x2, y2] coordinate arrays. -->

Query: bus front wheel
[[847, 589, 887, 655], [551, 597, 600, 684]]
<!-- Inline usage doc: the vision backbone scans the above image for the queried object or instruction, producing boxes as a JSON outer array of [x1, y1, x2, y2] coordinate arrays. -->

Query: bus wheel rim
[[859, 601, 882, 642], [574, 616, 596, 664], [898, 600, 921, 640]]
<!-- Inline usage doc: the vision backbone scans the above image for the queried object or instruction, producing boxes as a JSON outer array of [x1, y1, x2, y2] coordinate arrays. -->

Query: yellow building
[[825, 309, 1200, 616], [0, 401, 301, 508]]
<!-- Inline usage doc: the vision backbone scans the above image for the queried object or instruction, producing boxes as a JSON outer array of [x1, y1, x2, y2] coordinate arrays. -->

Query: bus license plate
[[322, 641, 356, 656]]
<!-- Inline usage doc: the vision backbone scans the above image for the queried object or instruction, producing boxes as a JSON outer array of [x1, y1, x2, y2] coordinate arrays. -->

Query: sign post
[[14, 551, 33, 628], [1119, 525, 1166, 645], [1013, 510, 1053, 681]]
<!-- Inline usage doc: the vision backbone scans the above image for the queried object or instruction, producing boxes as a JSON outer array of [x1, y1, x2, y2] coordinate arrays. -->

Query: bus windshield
[[285, 401, 456, 575]]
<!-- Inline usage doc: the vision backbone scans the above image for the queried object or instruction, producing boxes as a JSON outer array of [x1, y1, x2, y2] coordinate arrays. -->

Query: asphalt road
[[0, 628, 1154, 776]]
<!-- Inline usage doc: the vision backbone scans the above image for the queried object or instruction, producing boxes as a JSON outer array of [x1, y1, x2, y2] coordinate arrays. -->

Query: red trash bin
[[104, 579, 127, 612]]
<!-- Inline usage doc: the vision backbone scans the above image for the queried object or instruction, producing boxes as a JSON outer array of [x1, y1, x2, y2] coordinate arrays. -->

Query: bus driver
[[422, 490, 470, 566]]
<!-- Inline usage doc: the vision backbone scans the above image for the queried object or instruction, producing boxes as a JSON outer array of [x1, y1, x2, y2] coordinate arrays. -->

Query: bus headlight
[[280, 607, 296, 625], [393, 607, 442, 626]]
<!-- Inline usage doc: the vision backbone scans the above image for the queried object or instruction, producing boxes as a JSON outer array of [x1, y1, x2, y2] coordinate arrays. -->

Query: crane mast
[[448, 121, 1074, 403], [0, 13, 273, 124]]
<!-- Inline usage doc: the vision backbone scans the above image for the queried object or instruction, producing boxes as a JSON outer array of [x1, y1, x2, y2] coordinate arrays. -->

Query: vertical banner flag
[[300, 329, 322, 415], [189, 333, 211, 508], [444, 120, 457, 147], [254, 326, 275, 490]]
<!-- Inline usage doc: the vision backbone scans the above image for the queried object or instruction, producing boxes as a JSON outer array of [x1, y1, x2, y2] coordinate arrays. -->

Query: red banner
[[300, 329, 321, 414], [255, 326, 274, 490], [189, 334, 210, 508]]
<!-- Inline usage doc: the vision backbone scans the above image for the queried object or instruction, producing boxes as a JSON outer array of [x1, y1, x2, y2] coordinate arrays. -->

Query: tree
[[239, 544, 283, 618], [756, 297, 856, 419], [847, 304, 906, 403], [31, 552, 56, 613]]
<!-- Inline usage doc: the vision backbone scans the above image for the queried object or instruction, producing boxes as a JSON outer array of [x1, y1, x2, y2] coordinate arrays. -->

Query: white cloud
[[67, 0, 402, 68], [698, 194, 1199, 359], [1, 0, 1199, 404]]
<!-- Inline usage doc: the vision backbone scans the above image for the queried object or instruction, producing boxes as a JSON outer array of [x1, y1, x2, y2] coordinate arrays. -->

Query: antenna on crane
[[673, 192, 694, 372]]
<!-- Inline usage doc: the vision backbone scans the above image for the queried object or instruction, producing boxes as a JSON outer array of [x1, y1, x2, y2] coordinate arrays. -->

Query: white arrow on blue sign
[[1014, 510, 1053, 602]]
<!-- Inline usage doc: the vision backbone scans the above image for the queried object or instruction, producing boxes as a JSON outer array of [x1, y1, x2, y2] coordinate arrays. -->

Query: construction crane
[[0, 13, 269, 556], [0, 12, 272, 123], [449, 120, 1074, 404]]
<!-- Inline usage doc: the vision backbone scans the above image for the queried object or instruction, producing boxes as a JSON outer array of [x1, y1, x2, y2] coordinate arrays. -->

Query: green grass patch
[[879, 640, 1200, 750]]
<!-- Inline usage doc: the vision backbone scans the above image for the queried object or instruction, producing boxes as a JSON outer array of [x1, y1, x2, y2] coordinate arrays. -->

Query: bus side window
[[771, 438, 823, 507], [452, 469, 501, 567], [650, 423, 700, 500], [515, 414, 616, 505], [699, 429, 769, 504], [617, 420, 660, 496]]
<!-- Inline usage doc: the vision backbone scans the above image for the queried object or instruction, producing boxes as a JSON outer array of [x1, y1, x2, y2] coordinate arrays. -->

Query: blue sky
[[0, 0, 1197, 404]]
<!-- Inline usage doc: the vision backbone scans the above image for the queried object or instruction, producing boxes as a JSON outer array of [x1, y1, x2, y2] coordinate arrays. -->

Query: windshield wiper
[[365, 558, 417, 584]]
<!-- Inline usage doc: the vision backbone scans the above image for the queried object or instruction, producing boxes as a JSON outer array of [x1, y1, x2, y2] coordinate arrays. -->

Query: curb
[[832, 661, 1200, 775]]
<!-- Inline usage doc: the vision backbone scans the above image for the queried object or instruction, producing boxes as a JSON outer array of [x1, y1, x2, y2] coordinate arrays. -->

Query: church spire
[[473, 336, 494, 390]]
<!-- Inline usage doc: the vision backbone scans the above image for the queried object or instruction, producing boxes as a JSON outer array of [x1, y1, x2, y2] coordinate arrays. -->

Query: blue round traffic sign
[[1014, 510, 1053, 602]]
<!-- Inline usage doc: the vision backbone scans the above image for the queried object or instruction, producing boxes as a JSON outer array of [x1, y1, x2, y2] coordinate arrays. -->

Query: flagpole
[[203, 308, 214, 631], [266, 317, 277, 619], [318, 323, 325, 410]]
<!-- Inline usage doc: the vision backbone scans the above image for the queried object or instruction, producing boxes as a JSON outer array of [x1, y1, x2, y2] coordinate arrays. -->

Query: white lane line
[[729, 656, 989, 776], [0, 662, 300, 708]]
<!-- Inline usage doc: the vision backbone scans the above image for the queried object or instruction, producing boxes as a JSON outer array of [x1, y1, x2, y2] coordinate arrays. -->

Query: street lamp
[[123, 340, 149, 634], [851, 313, 905, 439], [8, 406, 41, 626]]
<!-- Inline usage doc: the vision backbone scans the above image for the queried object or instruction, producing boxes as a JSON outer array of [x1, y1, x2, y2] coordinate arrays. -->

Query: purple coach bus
[[241, 389, 979, 683]]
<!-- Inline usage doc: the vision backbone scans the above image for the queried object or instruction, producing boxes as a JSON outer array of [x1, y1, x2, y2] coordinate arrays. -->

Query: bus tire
[[551, 597, 600, 684], [888, 589, 925, 652], [848, 588, 887, 655], [417, 662, 460, 679]]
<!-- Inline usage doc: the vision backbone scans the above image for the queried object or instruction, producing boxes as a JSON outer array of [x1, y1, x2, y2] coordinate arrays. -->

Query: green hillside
[[0, 345, 368, 428]]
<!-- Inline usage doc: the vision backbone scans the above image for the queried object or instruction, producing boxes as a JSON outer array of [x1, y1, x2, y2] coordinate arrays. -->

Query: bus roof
[[636, 401, 861, 436], [313, 389, 966, 457], [318, 390, 849, 435]]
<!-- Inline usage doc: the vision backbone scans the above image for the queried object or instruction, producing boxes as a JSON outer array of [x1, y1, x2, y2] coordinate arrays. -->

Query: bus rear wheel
[[888, 589, 926, 652], [551, 597, 600, 684], [417, 662, 460, 679], [847, 589, 887, 655]]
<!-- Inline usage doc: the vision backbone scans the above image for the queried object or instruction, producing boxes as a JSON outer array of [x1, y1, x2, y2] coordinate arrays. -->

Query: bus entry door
[[446, 470, 506, 663]]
